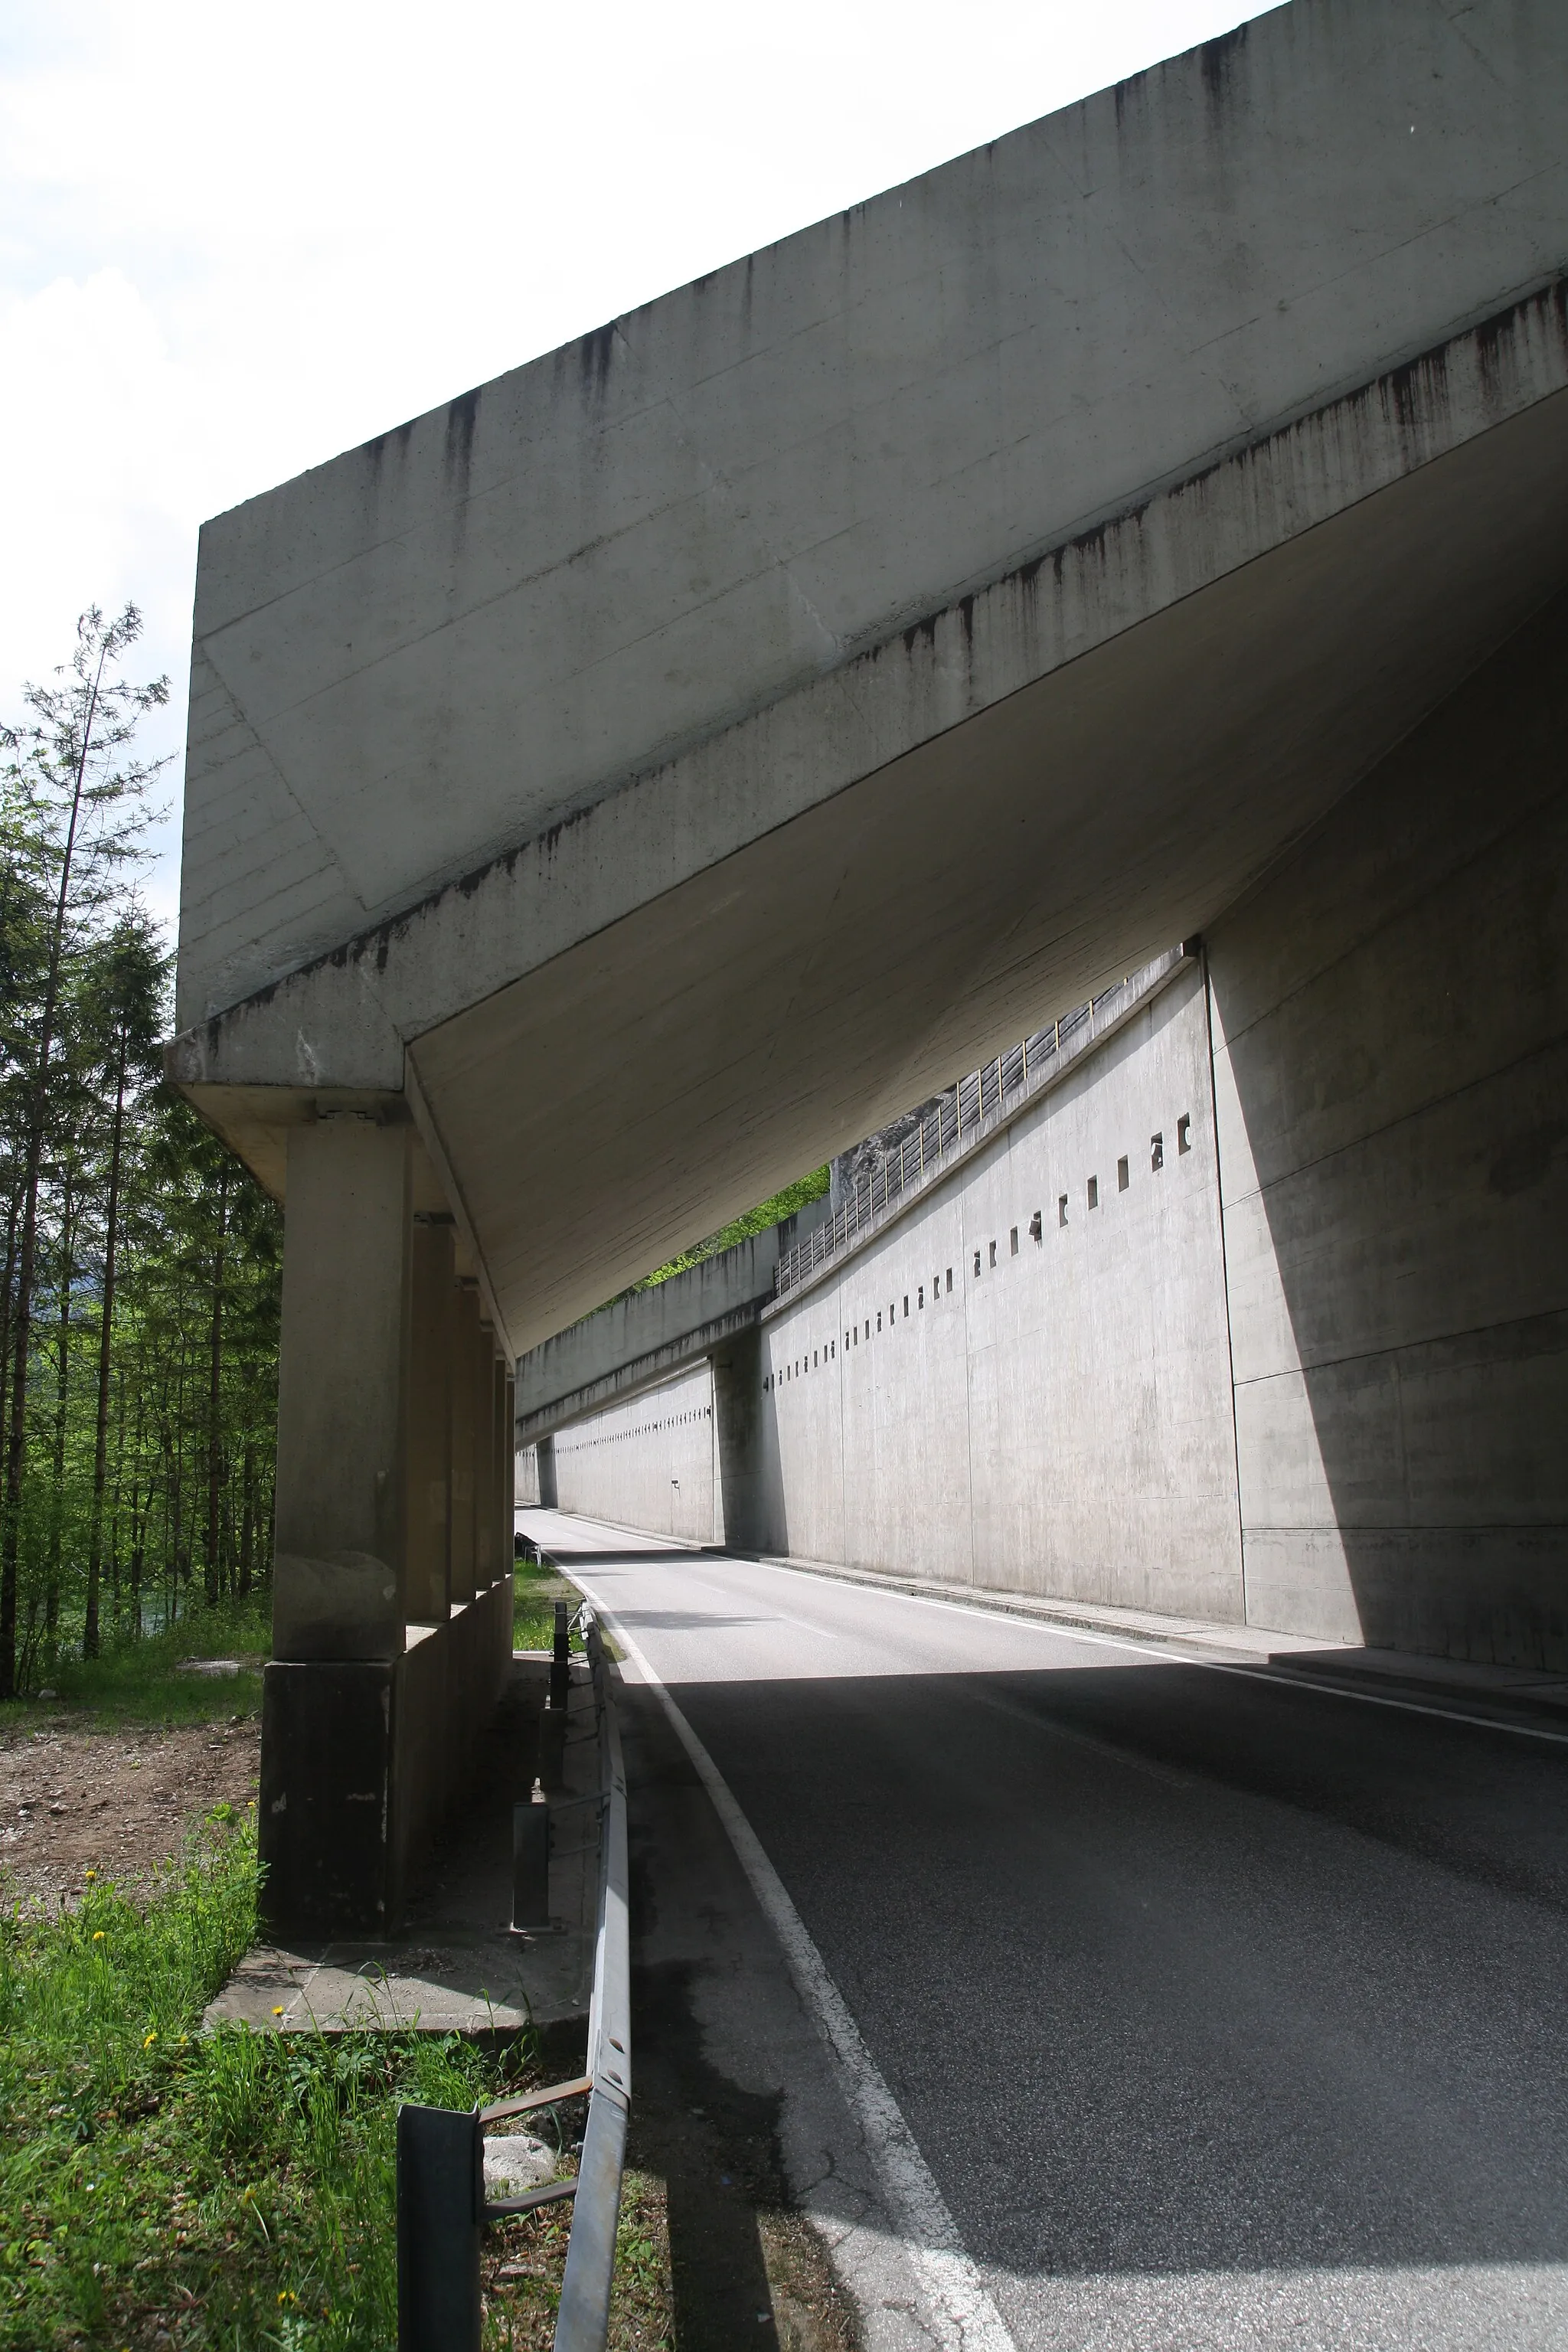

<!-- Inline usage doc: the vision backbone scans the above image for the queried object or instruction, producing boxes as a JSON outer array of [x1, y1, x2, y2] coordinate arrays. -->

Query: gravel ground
[[0, 1717, 261, 1905]]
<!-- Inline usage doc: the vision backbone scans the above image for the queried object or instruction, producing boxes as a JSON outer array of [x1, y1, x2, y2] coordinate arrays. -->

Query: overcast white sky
[[1, 0, 1269, 931]]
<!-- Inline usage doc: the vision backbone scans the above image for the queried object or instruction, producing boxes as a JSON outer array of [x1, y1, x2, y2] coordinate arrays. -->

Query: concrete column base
[[259, 1573, 514, 1939]]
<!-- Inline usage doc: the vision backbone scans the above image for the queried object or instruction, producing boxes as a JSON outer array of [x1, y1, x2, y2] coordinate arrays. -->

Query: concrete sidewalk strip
[[524, 1507, 1568, 1738], [747, 1550, 1568, 1730]]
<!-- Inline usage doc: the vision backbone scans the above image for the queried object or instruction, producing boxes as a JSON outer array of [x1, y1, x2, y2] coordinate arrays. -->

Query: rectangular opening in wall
[[903, 1295, 910, 1317], [946, 1268, 952, 1292], [1178, 1112, 1191, 1153], [1151, 1132, 1165, 1171], [1058, 1194, 1068, 1227], [1118, 1156, 1129, 1191], [973, 1250, 982, 1276], [1029, 1210, 1042, 1242], [1087, 1176, 1099, 1210], [918, 1285, 925, 1308], [1010, 1227, 1019, 1255], [988, 1240, 997, 1268]]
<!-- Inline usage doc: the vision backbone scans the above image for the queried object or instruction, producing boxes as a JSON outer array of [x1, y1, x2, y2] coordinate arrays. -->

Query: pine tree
[[0, 608, 283, 1694]]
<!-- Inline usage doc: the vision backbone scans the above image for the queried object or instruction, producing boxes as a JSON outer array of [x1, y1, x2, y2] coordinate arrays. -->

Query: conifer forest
[[0, 606, 280, 1700]]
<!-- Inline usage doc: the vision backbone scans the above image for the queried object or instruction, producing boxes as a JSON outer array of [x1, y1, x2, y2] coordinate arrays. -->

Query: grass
[[4, 1596, 272, 1734], [511, 1550, 583, 1658], [0, 1570, 670, 2345], [0, 1811, 671, 2349], [626, 1165, 829, 1294]]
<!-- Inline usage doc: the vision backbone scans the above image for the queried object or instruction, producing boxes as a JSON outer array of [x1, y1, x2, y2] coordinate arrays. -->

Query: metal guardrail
[[397, 1601, 630, 2352], [774, 956, 1181, 1302]]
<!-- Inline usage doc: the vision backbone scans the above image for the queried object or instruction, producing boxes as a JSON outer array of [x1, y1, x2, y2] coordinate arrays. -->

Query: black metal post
[[512, 1795, 550, 1929], [550, 1599, 570, 1711], [397, 2103, 482, 2352]]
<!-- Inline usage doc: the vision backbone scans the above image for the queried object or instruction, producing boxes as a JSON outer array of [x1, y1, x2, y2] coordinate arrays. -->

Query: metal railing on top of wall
[[774, 952, 1184, 1302]]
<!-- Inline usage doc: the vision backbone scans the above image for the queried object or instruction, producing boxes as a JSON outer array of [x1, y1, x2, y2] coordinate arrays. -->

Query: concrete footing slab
[[207, 1652, 600, 2037]]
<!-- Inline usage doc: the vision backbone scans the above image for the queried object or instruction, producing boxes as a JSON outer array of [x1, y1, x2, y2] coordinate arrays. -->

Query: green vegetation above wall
[[628, 1167, 829, 1294]]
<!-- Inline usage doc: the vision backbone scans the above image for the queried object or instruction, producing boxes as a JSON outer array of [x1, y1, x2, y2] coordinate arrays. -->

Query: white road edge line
[[566, 1568, 1020, 2352]]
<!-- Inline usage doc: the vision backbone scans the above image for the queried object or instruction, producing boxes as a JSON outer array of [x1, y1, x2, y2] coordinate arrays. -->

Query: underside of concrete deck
[[172, 0, 1568, 1357]]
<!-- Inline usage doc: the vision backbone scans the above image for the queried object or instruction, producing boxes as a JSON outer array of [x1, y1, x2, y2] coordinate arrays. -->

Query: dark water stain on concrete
[[627, 1954, 860, 2351]]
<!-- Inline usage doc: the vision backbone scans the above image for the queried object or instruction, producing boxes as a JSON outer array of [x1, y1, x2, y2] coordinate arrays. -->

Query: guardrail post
[[397, 2103, 482, 2352], [550, 1599, 570, 1711], [513, 1794, 550, 1929]]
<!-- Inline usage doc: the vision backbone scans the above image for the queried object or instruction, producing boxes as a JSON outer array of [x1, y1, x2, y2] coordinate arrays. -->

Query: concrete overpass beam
[[406, 1215, 456, 1624], [473, 1312, 498, 1589], [448, 1284, 480, 1605], [492, 1357, 512, 1571]]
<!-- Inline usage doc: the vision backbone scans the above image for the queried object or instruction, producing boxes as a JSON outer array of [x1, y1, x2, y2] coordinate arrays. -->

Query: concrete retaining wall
[[545, 966, 1243, 1619], [1211, 592, 1568, 1666], [552, 1363, 720, 1544], [754, 962, 1242, 1617], [536, 596, 1568, 1667]]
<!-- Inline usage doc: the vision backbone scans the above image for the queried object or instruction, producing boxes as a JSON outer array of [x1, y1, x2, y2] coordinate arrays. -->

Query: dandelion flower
[[84, 1869, 97, 1882], [272, 2004, 286, 2017], [92, 1931, 105, 1943], [143, 2031, 157, 2048]]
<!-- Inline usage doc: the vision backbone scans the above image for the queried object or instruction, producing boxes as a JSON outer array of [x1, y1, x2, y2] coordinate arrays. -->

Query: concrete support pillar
[[259, 1126, 516, 1937], [711, 1328, 769, 1553], [449, 1283, 480, 1604], [474, 1318, 497, 1588], [503, 1368, 516, 1555], [492, 1357, 510, 1568], [537, 1435, 558, 1510], [272, 1115, 411, 1658], [405, 1217, 455, 1624], [264, 1112, 412, 1933]]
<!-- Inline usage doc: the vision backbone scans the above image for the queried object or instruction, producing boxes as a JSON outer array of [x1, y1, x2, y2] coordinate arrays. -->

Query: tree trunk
[[204, 1168, 229, 1607], [44, 1186, 74, 1669], [85, 1023, 130, 1657], [238, 1439, 256, 1598], [0, 639, 108, 1699]]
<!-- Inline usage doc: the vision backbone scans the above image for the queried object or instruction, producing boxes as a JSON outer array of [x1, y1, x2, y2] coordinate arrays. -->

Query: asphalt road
[[524, 1511, 1568, 2351]]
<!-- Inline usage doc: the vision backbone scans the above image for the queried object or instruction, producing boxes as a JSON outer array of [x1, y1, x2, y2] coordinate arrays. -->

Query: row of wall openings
[[949, 1111, 1195, 1253], [564, 1403, 712, 1448], [764, 1333, 843, 1390], [765, 1109, 1193, 1371]]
